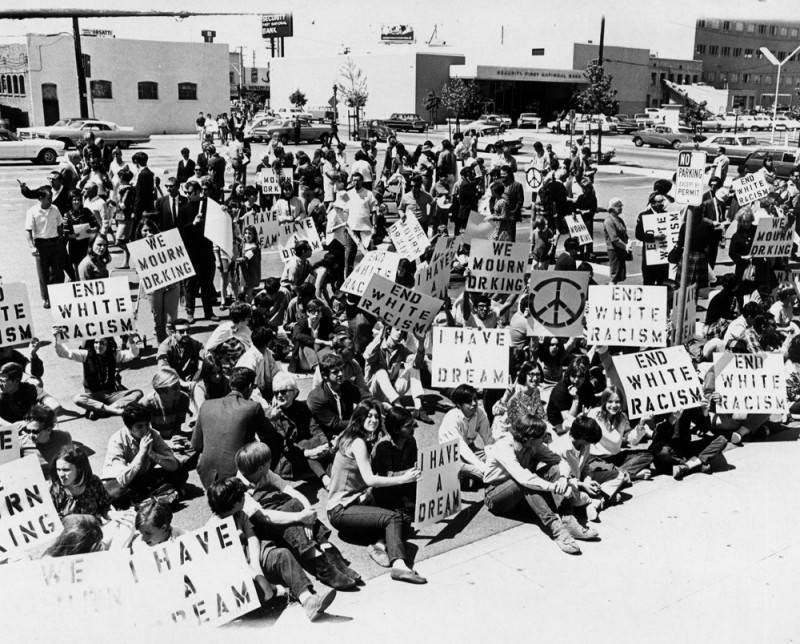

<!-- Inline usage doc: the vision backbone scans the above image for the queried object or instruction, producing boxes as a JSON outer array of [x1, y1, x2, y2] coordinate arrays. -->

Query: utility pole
[[596, 15, 605, 166], [71, 16, 89, 118], [238, 46, 244, 100]]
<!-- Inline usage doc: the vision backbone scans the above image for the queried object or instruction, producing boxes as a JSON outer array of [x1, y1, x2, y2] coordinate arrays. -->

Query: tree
[[289, 89, 307, 109], [440, 78, 481, 130], [571, 62, 619, 117], [337, 58, 368, 136]]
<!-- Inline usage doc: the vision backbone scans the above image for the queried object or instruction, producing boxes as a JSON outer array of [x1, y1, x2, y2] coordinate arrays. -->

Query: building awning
[[663, 80, 729, 114], [450, 64, 587, 83]]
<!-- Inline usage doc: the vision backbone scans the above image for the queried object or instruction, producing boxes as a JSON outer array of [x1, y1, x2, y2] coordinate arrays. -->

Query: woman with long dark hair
[[49, 445, 111, 520], [43, 514, 105, 557], [77, 231, 111, 281], [63, 189, 100, 280]]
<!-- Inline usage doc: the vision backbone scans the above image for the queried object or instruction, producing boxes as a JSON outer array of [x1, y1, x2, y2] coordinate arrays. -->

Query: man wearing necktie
[[156, 176, 184, 231]]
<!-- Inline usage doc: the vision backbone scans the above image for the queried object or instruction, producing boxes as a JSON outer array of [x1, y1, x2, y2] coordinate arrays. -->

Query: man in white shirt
[[349, 150, 374, 189], [24, 185, 64, 308], [344, 172, 377, 274], [438, 384, 494, 483]]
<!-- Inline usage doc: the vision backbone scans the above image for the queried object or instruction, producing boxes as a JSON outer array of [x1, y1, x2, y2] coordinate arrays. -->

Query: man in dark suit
[[154, 176, 183, 231], [700, 185, 729, 268], [307, 354, 362, 441], [95, 137, 113, 172], [207, 147, 226, 201], [178, 179, 218, 323], [132, 151, 155, 221], [196, 144, 211, 176], [176, 147, 195, 184], [191, 367, 280, 489]]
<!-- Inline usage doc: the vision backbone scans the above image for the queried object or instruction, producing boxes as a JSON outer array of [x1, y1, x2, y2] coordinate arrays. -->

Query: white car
[[276, 107, 314, 120], [0, 128, 63, 164], [772, 114, 800, 130], [243, 115, 278, 139], [516, 112, 541, 128], [748, 114, 773, 131], [479, 113, 512, 126]]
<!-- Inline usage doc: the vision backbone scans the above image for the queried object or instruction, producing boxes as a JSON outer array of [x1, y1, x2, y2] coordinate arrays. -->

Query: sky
[[0, 0, 797, 68]]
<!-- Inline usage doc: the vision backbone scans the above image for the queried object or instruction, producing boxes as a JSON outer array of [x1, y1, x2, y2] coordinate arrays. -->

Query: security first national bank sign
[[261, 13, 293, 38], [476, 66, 587, 83]]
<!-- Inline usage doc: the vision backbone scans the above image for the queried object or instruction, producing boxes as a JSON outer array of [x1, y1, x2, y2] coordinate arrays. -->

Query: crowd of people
[[5, 110, 799, 624]]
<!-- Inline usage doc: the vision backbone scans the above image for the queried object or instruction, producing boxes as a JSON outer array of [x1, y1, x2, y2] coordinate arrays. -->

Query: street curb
[[596, 165, 673, 180]]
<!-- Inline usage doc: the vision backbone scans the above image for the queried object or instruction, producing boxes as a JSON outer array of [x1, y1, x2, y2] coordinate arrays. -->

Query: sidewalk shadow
[[416, 498, 484, 546]]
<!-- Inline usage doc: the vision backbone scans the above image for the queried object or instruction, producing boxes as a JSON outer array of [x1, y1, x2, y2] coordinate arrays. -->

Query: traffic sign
[[675, 150, 706, 205]]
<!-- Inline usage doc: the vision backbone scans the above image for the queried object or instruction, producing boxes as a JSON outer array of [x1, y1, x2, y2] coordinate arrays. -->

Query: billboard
[[261, 13, 293, 38], [381, 24, 415, 43]]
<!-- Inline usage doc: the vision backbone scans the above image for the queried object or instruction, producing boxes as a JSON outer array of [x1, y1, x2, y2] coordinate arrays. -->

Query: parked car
[[276, 106, 314, 120], [548, 113, 617, 134], [631, 125, 701, 149], [516, 112, 541, 128], [472, 124, 523, 154], [677, 133, 762, 165], [772, 113, 800, 130], [18, 119, 150, 149], [243, 115, 278, 140], [357, 119, 395, 142], [742, 148, 799, 179], [478, 113, 512, 126], [383, 113, 427, 132], [563, 139, 616, 165], [249, 118, 333, 144], [0, 128, 64, 164], [633, 113, 656, 128], [611, 114, 640, 134], [748, 114, 773, 131]]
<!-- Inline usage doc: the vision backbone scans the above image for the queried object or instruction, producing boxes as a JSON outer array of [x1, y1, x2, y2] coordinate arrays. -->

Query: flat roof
[[451, 64, 587, 83]]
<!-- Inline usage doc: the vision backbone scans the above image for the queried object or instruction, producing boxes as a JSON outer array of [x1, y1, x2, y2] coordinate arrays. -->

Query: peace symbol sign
[[529, 276, 586, 328], [526, 167, 543, 189]]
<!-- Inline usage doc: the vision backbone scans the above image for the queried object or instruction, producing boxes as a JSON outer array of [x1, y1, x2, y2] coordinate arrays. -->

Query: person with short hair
[[311, 333, 370, 397], [49, 445, 111, 521], [176, 146, 196, 184], [128, 497, 185, 552], [554, 237, 581, 270], [439, 384, 494, 482], [280, 240, 313, 293], [634, 193, 670, 285], [307, 353, 362, 443], [204, 301, 253, 378], [17, 404, 73, 477], [604, 197, 629, 283], [344, 172, 378, 274], [0, 361, 39, 423], [24, 185, 64, 308], [289, 298, 334, 373], [546, 358, 597, 434]]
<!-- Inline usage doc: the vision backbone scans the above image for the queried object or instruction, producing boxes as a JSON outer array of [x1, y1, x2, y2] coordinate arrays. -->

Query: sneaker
[[302, 588, 337, 622], [390, 568, 427, 584], [367, 543, 391, 567], [561, 515, 600, 541], [552, 528, 582, 555]]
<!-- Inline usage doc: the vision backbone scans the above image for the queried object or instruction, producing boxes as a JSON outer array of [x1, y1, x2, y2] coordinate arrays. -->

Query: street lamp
[[760, 44, 800, 143]]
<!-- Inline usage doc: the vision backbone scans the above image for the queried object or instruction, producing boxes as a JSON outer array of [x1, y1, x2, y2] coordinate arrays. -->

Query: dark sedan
[[383, 113, 427, 133]]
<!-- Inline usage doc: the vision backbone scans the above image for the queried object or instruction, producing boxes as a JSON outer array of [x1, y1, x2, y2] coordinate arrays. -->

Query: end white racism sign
[[128, 229, 196, 295], [713, 352, 786, 414], [415, 439, 461, 529], [612, 346, 703, 419], [585, 285, 667, 347], [0, 282, 34, 347], [49, 277, 134, 341], [431, 327, 510, 389], [359, 274, 442, 336], [732, 172, 770, 206], [466, 239, 529, 295], [341, 250, 401, 297], [641, 209, 683, 266]]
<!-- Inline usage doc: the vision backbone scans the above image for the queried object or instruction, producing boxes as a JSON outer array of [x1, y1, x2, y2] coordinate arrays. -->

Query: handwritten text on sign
[[713, 352, 786, 414], [258, 168, 281, 195], [585, 285, 667, 347], [241, 208, 281, 249], [732, 172, 770, 206], [389, 216, 429, 261], [415, 235, 456, 299], [750, 216, 793, 259], [431, 327, 510, 389], [341, 250, 401, 297], [466, 239, 529, 294], [358, 274, 442, 336], [49, 277, 134, 341], [564, 215, 593, 246], [415, 439, 461, 529], [0, 282, 34, 347], [128, 229, 196, 294], [277, 217, 323, 262], [675, 150, 706, 205], [612, 346, 703, 418], [642, 209, 682, 266]]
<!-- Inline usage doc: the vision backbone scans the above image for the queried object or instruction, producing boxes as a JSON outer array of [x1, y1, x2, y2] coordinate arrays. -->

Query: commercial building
[[0, 33, 229, 134], [229, 51, 270, 102], [694, 18, 800, 110], [647, 56, 703, 108]]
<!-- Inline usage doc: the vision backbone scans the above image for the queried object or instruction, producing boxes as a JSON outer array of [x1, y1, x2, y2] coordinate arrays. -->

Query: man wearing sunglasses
[[16, 404, 73, 477]]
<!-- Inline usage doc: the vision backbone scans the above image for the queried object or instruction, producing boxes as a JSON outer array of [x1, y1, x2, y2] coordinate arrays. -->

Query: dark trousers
[[586, 450, 653, 481], [328, 502, 406, 563], [485, 478, 560, 533], [184, 272, 216, 318], [102, 466, 188, 508], [650, 409, 728, 473], [259, 545, 312, 599], [250, 492, 331, 560], [641, 261, 669, 286], [34, 237, 64, 302], [609, 249, 627, 283]]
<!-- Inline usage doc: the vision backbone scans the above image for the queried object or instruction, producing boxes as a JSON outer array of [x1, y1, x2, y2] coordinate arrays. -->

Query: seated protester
[[705, 273, 740, 327], [507, 296, 533, 353], [439, 384, 495, 484], [18, 404, 73, 477], [156, 318, 205, 387], [785, 335, 800, 420], [141, 368, 190, 440], [311, 333, 371, 398], [307, 353, 362, 442], [364, 327, 430, 422], [0, 361, 39, 422], [254, 278, 291, 328], [549, 413, 607, 521], [343, 293, 376, 356], [537, 337, 568, 384], [43, 514, 105, 557], [769, 285, 799, 337], [49, 445, 111, 521], [192, 353, 230, 413], [54, 335, 143, 419], [237, 326, 282, 404], [483, 414, 598, 555], [721, 302, 764, 353], [234, 442, 359, 590], [650, 407, 729, 481], [546, 358, 597, 435], [371, 406, 418, 515], [280, 240, 313, 294], [576, 261, 597, 286], [284, 282, 318, 333], [704, 338, 772, 444], [0, 340, 44, 383], [207, 477, 337, 622], [267, 372, 331, 486], [553, 236, 581, 270], [491, 361, 547, 435], [204, 301, 253, 379], [128, 497, 185, 553], [586, 386, 655, 485], [452, 292, 499, 329], [289, 298, 335, 374], [101, 403, 187, 508], [326, 401, 426, 584]]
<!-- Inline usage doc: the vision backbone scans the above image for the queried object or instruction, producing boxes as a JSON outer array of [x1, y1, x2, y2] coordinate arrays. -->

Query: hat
[[0, 362, 24, 379]]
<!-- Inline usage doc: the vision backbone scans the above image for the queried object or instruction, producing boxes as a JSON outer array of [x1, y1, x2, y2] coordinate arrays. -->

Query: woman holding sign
[[327, 401, 427, 584], [63, 190, 100, 281], [135, 220, 180, 343]]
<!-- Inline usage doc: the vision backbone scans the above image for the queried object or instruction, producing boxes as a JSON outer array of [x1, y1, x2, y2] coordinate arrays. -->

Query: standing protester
[[603, 197, 630, 284], [132, 152, 155, 227], [179, 180, 219, 324], [634, 194, 670, 285], [25, 185, 64, 308]]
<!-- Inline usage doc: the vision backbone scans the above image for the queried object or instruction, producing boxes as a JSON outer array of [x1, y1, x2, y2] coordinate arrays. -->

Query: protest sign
[[203, 198, 233, 259], [277, 217, 323, 262], [358, 274, 442, 335], [750, 216, 793, 259], [72, 223, 93, 240], [675, 150, 706, 205], [49, 277, 134, 341], [670, 283, 696, 345], [0, 282, 34, 347], [0, 456, 61, 563], [641, 209, 683, 266], [462, 209, 494, 243], [612, 346, 704, 419], [414, 439, 461, 529], [258, 168, 281, 195], [585, 285, 668, 347], [564, 214, 593, 246], [0, 424, 19, 465], [341, 250, 401, 296], [527, 270, 589, 338], [466, 239, 529, 295], [128, 229, 196, 295], [431, 327, 510, 389], [732, 172, 770, 206], [415, 235, 457, 298], [241, 208, 281, 250], [713, 352, 786, 414], [389, 216, 429, 261]]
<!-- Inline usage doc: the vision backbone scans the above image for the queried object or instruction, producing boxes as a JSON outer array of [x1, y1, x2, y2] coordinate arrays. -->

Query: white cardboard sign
[[0, 282, 34, 347], [415, 235, 457, 299], [128, 229, 196, 294], [358, 274, 442, 336], [241, 208, 281, 250], [564, 214, 593, 246], [713, 352, 786, 414], [258, 168, 281, 195], [750, 216, 793, 259], [431, 327, 510, 389], [732, 173, 770, 206], [277, 217, 323, 262], [414, 439, 461, 529], [49, 277, 134, 341], [527, 270, 589, 338], [675, 150, 706, 205], [585, 285, 668, 347], [389, 216, 429, 261], [641, 209, 683, 266], [341, 250, 401, 297], [466, 239, 529, 295]]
